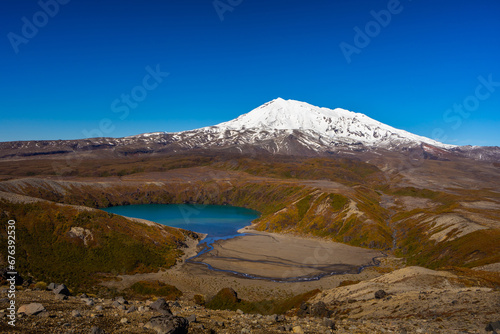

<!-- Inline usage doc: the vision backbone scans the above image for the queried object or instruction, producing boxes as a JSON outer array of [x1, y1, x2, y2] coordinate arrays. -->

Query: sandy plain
[[191, 228, 383, 281], [103, 228, 390, 301]]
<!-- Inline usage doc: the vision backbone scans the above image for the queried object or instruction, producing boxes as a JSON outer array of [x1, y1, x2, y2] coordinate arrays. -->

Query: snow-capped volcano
[[3, 98, 500, 161], [169, 98, 452, 153], [216, 98, 449, 147]]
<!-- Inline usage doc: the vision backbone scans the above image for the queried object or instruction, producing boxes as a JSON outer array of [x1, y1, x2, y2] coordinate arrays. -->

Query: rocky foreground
[[1, 266, 500, 334]]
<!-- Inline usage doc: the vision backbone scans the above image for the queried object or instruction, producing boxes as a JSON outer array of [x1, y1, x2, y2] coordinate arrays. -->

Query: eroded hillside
[[0, 152, 499, 280]]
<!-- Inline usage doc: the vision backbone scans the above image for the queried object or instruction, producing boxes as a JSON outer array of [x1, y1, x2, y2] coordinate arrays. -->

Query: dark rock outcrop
[[47, 283, 59, 290], [114, 296, 128, 305], [486, 321, 500, 333], [53, 284, 70, 296], [145, 314, 189, 334], [375, 290, 387, 299], [150, 298, 173, 315]]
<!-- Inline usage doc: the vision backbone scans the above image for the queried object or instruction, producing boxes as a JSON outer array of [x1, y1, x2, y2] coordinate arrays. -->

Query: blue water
[[101, 204, 381, 282], [101, 204, 260, 240]]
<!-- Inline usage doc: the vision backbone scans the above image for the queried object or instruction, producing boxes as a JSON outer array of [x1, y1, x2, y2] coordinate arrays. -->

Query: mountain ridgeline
[[1, 98, 499, 161]]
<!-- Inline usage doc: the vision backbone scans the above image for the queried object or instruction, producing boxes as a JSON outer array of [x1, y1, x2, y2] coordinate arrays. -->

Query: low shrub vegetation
[[205, 288, 321, 315], [126, 281, 182, 300]]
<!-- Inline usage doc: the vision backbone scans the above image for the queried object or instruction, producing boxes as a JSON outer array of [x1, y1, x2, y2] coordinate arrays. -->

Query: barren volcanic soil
[[191, 229, 383, 281]]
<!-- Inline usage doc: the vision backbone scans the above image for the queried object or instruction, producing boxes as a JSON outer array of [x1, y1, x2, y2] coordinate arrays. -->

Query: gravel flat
[[193, 230, 383, 281]]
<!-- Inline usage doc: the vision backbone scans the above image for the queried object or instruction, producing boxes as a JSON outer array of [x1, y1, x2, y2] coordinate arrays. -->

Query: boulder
[[186, 314, 196, 323], [375, 289, 387, 299], [145, 315, 189, 334], [114, 296, 128, 305], [126, 305, 137, 314], [486, 321, 500, 333], [150, 298, 173, 315], [47, 283, 59, 290], [71, 310, 82, 317], [17, 303, 46, 316], [53, 284, 70, 296]]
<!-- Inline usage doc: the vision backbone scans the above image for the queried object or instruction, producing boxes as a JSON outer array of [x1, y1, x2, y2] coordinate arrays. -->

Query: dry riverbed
[[192, 229, 383, 281], [103, 229, 390, 301]]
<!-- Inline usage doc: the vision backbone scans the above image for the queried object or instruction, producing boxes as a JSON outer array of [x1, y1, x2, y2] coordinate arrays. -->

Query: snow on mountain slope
[[171, 98, 453, 152], [3, 98, 499, 161]]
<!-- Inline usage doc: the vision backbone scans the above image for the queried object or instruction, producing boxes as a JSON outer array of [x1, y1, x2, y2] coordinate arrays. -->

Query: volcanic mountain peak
[[215, 98, 358, 131], [195, 98, 453, 149], [11, 98, 500, 161]]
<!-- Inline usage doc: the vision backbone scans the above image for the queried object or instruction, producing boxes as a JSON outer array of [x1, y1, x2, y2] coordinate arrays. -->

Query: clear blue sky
[[1, 0, 499, 146]]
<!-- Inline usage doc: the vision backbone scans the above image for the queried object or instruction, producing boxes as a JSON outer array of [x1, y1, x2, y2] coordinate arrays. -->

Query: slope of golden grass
[[0, 200, 196, 292]]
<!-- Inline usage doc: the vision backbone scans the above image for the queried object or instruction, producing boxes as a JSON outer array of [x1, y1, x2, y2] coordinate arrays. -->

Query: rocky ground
[[101, 234, 388, 302], [0, 288, 336, 334], [1, 266, 499, 334]]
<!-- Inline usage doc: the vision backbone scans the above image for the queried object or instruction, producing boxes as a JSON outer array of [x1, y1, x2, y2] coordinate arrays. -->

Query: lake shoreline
[[190, 224, 384, 282], [102, 223, 390, 301]]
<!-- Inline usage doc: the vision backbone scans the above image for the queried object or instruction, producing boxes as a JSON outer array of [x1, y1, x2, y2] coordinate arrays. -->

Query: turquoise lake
[[101, 204, 260, 240]]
